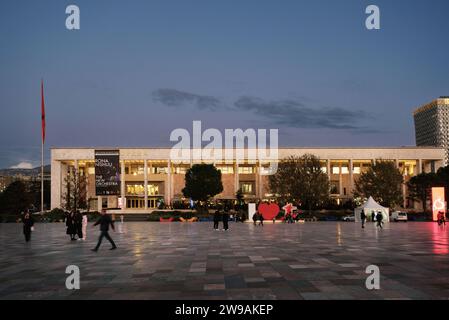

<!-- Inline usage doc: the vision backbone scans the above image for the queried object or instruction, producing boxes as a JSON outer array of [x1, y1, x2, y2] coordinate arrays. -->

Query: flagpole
[[41, 135, 44, 213], [41, 79, 45, 213]]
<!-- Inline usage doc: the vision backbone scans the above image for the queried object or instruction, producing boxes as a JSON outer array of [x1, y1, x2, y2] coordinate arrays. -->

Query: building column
[[338, 163, 343, 197], [235, 160, 240, 193], [50, 159, 62, 209], [121, 161, 126, 209], [166, 160, 172, 206], [349, 159, 354, 194], [144, 160, 148, 210], [418, 159, 423, 174], [97, 196, 102, 212], [257, 163, 262, 199], [327, 159, 331, 180]]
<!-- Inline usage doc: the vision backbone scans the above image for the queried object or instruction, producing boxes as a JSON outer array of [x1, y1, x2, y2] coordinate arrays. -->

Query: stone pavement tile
[[2, 222, 449, 300], [204, 284, 226, 291], [300, 292, 329, 300]]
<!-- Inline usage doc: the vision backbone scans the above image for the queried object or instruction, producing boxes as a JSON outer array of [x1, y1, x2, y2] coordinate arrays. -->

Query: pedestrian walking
[[92, 210, 117, 251], [22, 211, 34, 242], [376, 211, 383, 229], [361, 209, 366, 229], [66, 211, 77, 241], [222, 209, 229, 231], [81, 213, 88, 240], [213, 210, 221, 230], [75, 211, 83, 240], [371, 210, 376, 222]]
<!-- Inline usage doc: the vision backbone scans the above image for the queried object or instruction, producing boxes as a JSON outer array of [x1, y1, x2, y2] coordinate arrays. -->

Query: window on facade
[[88, 167, 95, 175], [130, 165, 144, 175], [240, 182, 254, 194], [216, 166, 234, 174], [321, 167, 327, 174], [259, 166, 272, 175], [238, 166, 255, 174], [341, 166, 349, 174], [353, 166, 361, 174], [126, 183, 160, 196], [174, 167, 188, 174], [152, 167, 167, 174], [147, 184, 159, 196], [126, 184, 145, 195], [332, 166, 340, 174]]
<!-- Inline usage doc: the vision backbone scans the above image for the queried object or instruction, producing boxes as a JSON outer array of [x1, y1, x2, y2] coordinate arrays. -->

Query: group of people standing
[[213, 209, 230, 231], [66, 210, 117, 251], [65, 211, 88, 241], [360, 209, 384, 229]]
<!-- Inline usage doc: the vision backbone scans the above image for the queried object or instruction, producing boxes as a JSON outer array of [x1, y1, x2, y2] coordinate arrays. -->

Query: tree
[[182, 164, 223, 213], [354, 160, 403, 208], [436, 165, 449, 202], [28, 180, 51, 211], [235, 188, 244, 208], [407, 173, 438, 212], [269, 154, 330, 212], [62, 169, 87, 212], [0, 181, 33, 214]]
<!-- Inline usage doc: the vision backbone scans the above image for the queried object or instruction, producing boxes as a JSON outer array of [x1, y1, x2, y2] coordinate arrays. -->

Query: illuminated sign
[[432, 187, 446, 221]]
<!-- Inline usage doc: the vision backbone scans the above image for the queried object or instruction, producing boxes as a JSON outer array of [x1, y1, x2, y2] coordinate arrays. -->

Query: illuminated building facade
[[51, 147, 445, 213]]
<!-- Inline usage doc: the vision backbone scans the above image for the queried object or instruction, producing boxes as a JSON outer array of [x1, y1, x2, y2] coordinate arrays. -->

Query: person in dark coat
[[92, 210, 117, 251], [75, 211, 83, 240], [259, 213, 264, 226], [376, 211, 383, 229], [66, 211, 77, 241], [22, 212, 34, 242], [361, 209, 366, 229], [253, 211, 258, 225], [213, 210, 221, 230], [371, 211, 376, 222], [222, 209, 229, 231]]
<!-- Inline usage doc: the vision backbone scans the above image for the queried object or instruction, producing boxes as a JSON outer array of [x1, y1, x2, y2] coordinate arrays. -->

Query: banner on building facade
[[95, 150, 120, 196]]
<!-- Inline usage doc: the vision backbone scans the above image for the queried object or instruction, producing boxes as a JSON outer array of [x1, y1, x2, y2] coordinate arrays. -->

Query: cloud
[[152, 88, 376, 131], [153, 89, 223, 111], [10, 162, 34, 169], [234, 96, 371, 130]]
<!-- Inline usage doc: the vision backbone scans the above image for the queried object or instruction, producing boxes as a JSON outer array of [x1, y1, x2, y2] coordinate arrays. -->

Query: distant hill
[[0, 165, 51, 177]]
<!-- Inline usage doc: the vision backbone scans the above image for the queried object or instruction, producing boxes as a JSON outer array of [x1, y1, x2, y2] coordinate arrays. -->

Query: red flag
[[41, 80, 45, 143]]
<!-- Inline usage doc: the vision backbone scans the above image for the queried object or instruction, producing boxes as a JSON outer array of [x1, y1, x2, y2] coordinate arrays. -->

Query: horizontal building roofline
[[50, 146, 445, 150], [413, 97, 449, 115]]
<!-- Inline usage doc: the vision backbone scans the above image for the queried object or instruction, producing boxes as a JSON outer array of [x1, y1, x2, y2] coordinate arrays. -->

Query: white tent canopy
[[354, 197, 389, 223]]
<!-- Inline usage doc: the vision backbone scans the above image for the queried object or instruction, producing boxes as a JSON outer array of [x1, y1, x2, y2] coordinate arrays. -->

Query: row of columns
[[93, 158, 425, 211]]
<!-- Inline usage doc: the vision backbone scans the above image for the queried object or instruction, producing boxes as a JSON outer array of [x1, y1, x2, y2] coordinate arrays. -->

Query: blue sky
[[1, 0, 448, 168]]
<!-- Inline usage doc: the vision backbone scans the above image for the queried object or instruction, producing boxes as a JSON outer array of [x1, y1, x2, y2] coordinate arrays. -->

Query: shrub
[[43, 208, 67, 222]]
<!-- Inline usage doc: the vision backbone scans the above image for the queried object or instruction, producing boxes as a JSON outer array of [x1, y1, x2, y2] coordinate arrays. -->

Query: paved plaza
[[1, 221, 449, 300]]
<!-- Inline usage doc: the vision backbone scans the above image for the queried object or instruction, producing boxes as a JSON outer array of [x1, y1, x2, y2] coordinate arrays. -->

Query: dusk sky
[[1, 0, 449, 169]]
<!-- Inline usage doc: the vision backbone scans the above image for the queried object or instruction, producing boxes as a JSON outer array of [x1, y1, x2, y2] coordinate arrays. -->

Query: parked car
[[391, 211, 408, 222], [342, 215, 355, 222]]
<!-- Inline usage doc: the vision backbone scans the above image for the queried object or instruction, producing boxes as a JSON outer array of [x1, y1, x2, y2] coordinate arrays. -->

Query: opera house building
[[51, 147, 446, 213]]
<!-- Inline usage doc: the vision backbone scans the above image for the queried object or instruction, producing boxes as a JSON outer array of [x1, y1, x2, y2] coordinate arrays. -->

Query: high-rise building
[[414, 97, 449, 165]]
